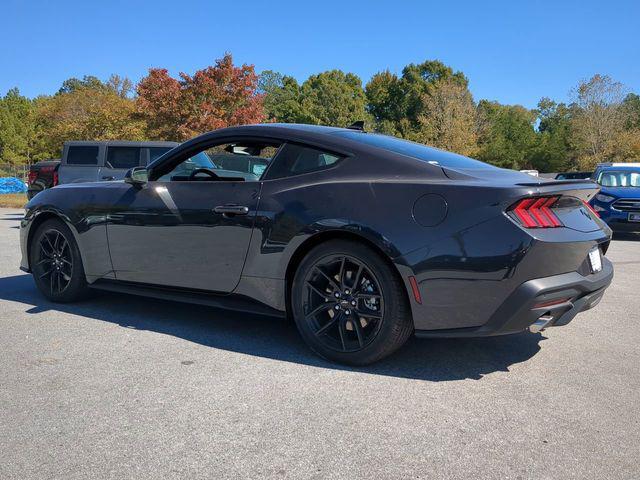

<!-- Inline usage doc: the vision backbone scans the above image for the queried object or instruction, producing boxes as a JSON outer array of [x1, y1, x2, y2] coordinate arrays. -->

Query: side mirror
[[124, 167, 148, 186]]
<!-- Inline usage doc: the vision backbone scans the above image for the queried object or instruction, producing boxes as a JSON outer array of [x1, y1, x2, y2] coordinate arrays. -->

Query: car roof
[[63, 140, 179, 147], [596, 164, 640, 171], [196, 123, 450, 158]]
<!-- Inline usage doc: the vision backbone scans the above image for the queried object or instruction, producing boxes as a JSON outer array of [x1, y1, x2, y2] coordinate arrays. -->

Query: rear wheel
[[29, 219, 89, 302], [291, 240, 413, 365]]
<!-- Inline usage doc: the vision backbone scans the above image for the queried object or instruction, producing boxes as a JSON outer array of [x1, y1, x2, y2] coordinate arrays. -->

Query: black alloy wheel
[[292, 240, 413, 365], [33, 228, 73, 295], [30, 219, 89, 302], [303, 254, 384, 352]]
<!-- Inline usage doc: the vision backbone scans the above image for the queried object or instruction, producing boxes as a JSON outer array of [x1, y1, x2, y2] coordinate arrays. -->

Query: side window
[[149, 147, 173, 163], [106, 147, 141, 169], [67, 146, 99, 165], [209, 143, 279, 177], [157, 141, 281, 182], [264, 143, 342, 180]]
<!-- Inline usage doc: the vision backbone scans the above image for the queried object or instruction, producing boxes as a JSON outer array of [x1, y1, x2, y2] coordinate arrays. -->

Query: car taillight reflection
[[583, 200, 600, 218]]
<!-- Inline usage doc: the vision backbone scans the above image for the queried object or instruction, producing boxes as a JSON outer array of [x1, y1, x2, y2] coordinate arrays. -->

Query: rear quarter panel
[[244, 168, 610, 330]]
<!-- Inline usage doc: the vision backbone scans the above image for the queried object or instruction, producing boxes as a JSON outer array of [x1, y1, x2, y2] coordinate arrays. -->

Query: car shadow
[[0, 274, 545, 381]]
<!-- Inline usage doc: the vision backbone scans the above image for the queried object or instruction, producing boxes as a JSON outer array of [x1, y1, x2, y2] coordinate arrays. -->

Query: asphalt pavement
[[0, 207, 638, 479]]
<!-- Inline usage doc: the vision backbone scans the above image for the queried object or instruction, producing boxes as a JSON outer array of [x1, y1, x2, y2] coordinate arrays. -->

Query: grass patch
[[0, 193, 27, 209]]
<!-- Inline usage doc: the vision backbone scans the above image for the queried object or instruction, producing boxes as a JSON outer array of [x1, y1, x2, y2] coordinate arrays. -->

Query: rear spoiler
[[516, 179, 597, 187]]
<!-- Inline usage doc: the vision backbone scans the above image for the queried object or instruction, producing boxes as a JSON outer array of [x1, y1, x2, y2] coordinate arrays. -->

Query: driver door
[[106, 141, 275, 293]]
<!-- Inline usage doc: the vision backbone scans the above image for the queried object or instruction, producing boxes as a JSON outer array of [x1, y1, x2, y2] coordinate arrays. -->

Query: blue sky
[[1, 0, 638, 108]]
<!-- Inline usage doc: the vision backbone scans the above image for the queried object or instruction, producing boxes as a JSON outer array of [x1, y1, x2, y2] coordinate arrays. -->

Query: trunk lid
[[442, 165, 604, 233]]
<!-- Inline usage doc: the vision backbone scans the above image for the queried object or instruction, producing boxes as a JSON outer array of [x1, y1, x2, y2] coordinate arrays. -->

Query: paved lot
[[0, 208, 639, 479]]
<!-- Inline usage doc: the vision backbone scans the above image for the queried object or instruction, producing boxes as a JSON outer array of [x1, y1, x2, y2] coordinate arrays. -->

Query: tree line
[[1, 54, 639, 172]]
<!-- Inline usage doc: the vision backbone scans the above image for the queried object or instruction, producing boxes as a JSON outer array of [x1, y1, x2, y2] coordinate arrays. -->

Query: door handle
[[102, 176, 115, 181], [213, 205, 249, 216]]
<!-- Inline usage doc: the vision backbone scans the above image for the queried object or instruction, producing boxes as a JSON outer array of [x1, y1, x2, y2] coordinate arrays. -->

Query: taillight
[[27, 170, 37, 184], [53, 171, 59, 186], [508, 196, 563, 228]]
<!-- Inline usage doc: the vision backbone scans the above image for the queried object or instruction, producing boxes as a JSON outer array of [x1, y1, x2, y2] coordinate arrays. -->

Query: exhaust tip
[[529, 313, 555, 333]]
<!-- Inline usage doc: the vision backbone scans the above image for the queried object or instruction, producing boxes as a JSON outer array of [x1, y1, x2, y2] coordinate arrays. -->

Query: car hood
[[598, 186, 640, 198]]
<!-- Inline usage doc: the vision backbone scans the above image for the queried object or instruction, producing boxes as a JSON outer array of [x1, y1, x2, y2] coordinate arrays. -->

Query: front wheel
[[291, 240, 413, 365], [29, 218, 89, 302]]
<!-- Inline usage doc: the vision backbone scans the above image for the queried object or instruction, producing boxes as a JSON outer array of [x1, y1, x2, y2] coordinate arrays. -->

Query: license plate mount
[[588, 247, 602, 274]]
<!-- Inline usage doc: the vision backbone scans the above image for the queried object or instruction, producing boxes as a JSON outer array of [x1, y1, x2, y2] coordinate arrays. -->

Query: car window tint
[[332, 130, 495, 169], [67, 146, 99, 165], [265, 144, 342, 180], [149, 147, 173, 163], [106, 147, 141, 169], [208, 144, 279, 177], [158, 142, 280, 182], [598, 170, 640, 187]]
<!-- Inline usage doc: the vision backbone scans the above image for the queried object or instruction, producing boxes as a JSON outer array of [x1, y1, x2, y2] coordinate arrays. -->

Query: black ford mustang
[[20, 124, 614, 365]]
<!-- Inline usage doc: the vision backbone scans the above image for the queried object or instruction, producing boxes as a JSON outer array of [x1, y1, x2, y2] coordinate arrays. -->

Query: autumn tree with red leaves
[[136, 54, 265, 141]]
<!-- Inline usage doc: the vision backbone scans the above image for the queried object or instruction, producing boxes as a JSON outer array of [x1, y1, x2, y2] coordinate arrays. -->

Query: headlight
[[595, 193, 615, 203]]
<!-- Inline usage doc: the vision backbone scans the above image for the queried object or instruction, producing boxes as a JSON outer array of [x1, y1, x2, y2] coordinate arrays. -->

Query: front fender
[[21, 188, 114, 282]]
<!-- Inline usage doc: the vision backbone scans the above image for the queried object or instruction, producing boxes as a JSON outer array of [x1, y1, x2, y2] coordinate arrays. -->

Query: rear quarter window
[[66, 146, 99, 165], [333, 131, 495, 169], [264, 144, 342, 180]]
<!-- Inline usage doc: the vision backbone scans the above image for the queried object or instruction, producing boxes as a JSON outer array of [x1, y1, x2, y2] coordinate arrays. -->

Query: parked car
[[589, 163, 640, 231], [26, 160, 60, 199], [555, 171, 592, 180], [58, 140, 179, 184], [20, 124, 613, 365]]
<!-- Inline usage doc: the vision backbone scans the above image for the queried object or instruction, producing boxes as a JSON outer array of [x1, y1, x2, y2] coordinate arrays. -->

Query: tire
[[29, 218, 89, 302], [291, 239, 413, 365]]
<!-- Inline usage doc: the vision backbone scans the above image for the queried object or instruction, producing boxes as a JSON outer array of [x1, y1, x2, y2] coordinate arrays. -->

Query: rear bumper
[[415, 257, 613, 338]]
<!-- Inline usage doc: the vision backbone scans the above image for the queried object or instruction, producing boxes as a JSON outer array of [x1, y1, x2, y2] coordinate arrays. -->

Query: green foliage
[[261, 69, 369, 128], [623, 93, 640, 130], [259, 71, 305, 123], [529, 98, 574, 172], [299, 70, 369, 127], [58, 75, 106, 94], [476, 100, 537, 170], [413, 78, 478, 156], [399, 60, 468, 131], [366, 60, 471, 139], [36, 85, 147, 157], [365, 70, 404, 133], [0, 88, 39, 164]]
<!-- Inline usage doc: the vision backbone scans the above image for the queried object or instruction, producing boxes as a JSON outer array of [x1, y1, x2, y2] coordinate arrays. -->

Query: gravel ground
[[0, 207, 638, 479]]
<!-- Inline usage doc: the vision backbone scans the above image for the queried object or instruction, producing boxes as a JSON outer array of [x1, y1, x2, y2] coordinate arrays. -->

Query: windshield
[[189, 152, 218, 169], [597, 170, 640, 187], [333, 130, 496, 169]]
